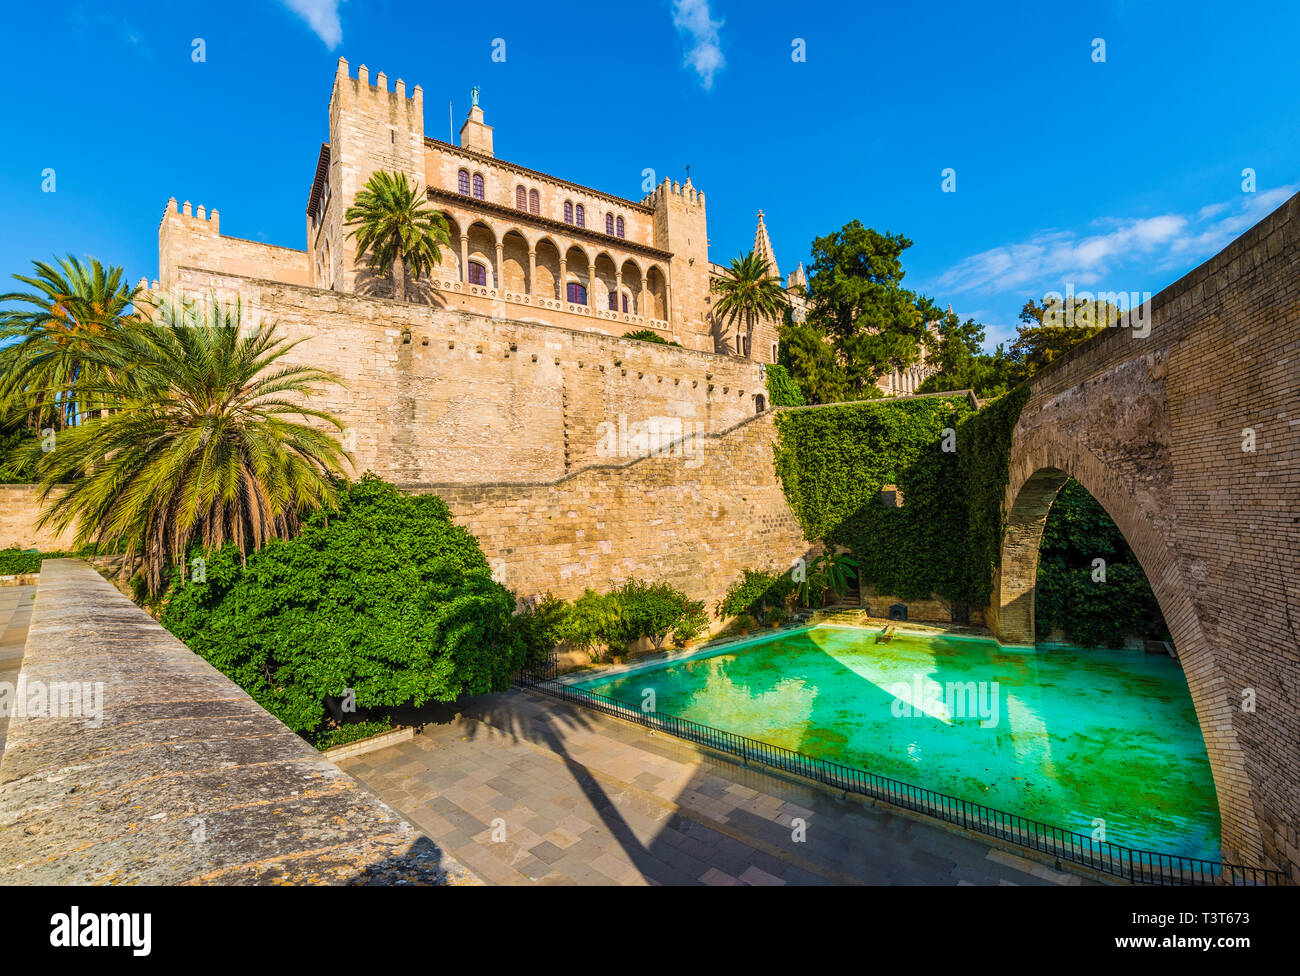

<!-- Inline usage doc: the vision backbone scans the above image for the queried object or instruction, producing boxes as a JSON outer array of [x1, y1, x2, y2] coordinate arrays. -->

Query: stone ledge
[[320, 726, 415, 763], [0, 559, 475, 885]]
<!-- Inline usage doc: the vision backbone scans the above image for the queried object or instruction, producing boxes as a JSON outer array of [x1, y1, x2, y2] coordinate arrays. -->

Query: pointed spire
[[752, 210, 781, 281]]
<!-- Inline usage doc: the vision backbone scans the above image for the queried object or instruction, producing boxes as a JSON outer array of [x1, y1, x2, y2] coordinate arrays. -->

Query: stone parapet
[[0, 560, 471, 885]]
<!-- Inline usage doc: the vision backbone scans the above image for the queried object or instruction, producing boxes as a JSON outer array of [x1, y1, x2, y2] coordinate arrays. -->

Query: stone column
[[559, 258, 567, 303], [528, 248, 536, 300], [495, 241, 504, 291], [459, 234, 469, 281], [615, 269, 623, 314]]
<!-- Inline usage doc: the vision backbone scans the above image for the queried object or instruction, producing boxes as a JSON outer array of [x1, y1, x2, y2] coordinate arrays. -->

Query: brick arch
[[992, 395, 1267, 872]]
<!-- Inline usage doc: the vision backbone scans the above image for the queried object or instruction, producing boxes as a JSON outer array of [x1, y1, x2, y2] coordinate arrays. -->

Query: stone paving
[[338, 690, 1096, 886], [0, 585, 35, 762]]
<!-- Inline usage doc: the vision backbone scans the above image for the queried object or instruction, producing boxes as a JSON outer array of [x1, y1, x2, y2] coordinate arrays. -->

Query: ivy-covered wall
[[772, 388, 1029, 608]]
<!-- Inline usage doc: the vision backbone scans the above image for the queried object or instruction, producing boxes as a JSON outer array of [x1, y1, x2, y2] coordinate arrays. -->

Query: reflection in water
[[573, 626, 1221, 860]]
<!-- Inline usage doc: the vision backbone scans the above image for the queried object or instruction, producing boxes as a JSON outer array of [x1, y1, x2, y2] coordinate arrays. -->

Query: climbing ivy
[[764, 364, 806, 406], [772, 388, 1029, 607]]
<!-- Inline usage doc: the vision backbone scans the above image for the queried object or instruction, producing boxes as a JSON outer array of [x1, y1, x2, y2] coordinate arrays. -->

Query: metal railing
[[514, 655, 1286, 886]]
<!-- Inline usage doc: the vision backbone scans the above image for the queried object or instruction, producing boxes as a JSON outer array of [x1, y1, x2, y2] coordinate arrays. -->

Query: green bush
[[160, 475, 525, 735], [672, 599, 709, 646], [558, 588, 619, 662], [311, 718, 395, 752], [608, 578, 693, 652], [623, 329, 681, 347], [0, 548, 44, 575], [764, 364, 806, 407], [716, 568, 796, 619], [512, 592, 570, 666]]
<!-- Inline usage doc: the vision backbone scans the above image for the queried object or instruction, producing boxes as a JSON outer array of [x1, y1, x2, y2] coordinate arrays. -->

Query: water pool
[[570, 626, 1221, 860]]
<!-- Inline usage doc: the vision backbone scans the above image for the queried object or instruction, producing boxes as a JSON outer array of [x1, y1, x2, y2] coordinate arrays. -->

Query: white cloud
[[671, 0, 725, 90], [279, 0, 343, 49], [932, 186, 1297, 298]]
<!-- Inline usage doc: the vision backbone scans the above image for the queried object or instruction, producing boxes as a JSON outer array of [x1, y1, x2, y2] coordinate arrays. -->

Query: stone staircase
[[811, 607, 869, 627]]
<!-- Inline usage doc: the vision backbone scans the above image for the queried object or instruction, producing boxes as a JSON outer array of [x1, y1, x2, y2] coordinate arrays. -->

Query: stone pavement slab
[[339, 689, 1098, 886]]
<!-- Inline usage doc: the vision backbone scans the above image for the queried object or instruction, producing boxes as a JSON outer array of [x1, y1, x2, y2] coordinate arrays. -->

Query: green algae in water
[[571, 626, 1221, 860]]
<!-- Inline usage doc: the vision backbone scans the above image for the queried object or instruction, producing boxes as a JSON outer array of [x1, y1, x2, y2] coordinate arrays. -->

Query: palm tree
[[709, 251, 789, 359], [0, 255, 140, 430], [344, 170, 450, 301], [18, 295, 352, 594]]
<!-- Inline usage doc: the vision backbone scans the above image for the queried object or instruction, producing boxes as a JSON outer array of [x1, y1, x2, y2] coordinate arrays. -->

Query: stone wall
[[165, 268, 765, 486], [0, 559, 472, 884], [427, 411, 813, 605], [0, 486, 76, 552], [992, 188, 1300, 878], [157, 200, 310, 290]]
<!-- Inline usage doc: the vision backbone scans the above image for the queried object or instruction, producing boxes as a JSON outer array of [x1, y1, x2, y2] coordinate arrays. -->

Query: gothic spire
[[752, 210, 781, 281]]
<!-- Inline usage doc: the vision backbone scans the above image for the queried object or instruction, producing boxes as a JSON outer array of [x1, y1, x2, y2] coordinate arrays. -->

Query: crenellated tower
[[645, 177, 709, 349], [313, 57, 425, 296]]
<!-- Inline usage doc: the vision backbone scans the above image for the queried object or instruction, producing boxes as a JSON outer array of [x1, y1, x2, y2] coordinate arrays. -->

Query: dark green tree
[[804, 222, 940, 396]]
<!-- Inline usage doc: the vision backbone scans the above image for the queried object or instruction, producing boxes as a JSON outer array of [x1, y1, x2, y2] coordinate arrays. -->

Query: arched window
[[566, 281, 587, 304], [458, 169, 470, 195], [616, 216, 625, 238], [575, 204, 585, 228], [771, 342, 778, 362], [605, 213, 615, 235], [472, 173, 484, 199], [621, 293, 628, 313], [529, 189, 539, 214], [468, 261, 487, 286], [516, 185, 527, 209], [608, 290, 618, 311], [563, 201, 574, 224]]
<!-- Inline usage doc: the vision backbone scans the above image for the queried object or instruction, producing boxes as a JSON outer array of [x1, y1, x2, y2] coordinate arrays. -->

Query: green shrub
[[608, 578, 692, 652], [160, 475, 525, 735], [311, 718, 395, 751], [512, 592, 570, 666], [672, 599, 710, 646], [559, 588, 620, 662], [716, 568, 796, 619], [623, 329, 681, 347], [0, 548, 44, 575], [764, 364, 806, 407]]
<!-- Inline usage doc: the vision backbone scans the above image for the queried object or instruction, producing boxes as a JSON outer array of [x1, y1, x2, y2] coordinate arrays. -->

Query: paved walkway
[[0, 586, 34, 762], [339, 690, 1096, 886]]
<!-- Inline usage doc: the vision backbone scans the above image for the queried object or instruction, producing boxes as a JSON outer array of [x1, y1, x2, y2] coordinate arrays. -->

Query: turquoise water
[[571, 626, 1221, 860]]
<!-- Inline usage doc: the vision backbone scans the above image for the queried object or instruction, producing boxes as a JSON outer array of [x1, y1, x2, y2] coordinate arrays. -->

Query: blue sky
[[2, 0, 1298, 349]]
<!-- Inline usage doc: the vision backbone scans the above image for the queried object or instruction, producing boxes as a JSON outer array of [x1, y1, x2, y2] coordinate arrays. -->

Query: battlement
[[159, 196, 220, 233], [642, 177, 705, 210], [156, 196, 309, 292], [332, 56, 423, 111]]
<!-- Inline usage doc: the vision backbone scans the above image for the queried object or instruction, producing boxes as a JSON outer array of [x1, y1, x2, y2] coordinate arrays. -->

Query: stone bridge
[[987, 191, 1300, 878]]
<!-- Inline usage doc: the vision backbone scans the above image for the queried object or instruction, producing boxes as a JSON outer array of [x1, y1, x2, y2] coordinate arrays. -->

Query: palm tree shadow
[[450, 690, 678, 882], [345, 835, 462, 885]]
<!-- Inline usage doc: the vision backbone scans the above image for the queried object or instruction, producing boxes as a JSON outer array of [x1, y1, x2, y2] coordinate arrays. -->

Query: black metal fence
[[515, 655, 1286, 886]]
